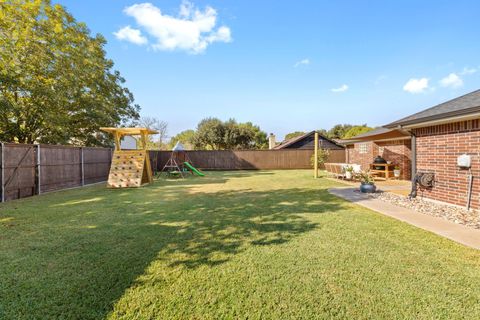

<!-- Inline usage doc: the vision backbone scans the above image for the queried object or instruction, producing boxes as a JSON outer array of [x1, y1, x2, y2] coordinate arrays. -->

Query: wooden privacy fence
[[150, 149, 346, 171], [0, 143, 112, 202], [0, 143, 345, 202]]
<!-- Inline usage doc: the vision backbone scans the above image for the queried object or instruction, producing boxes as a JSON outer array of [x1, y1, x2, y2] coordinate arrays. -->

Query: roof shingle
[[385, 89, 480, 128]]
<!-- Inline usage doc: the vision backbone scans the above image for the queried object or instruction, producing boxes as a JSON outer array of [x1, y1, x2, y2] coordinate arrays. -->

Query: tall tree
[[191, 118, 267, 150], [327, 124, 354, 139], [0, 0, 139, 145], [284, 131, 306, 140], [236, 121, 268, 149], [192, 117, 226, 150], [138, 116, 168, 150], [343, 125, 373, 139]]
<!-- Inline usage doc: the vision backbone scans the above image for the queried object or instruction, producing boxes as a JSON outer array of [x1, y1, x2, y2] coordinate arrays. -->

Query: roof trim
[[386, 106, 480, 128], [396, 111, 480, 129], [274, 131, 344, 149]]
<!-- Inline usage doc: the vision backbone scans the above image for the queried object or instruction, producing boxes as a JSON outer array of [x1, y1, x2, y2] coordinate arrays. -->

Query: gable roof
[[274, 131, 344, 149], [385, 89, 480, 128]]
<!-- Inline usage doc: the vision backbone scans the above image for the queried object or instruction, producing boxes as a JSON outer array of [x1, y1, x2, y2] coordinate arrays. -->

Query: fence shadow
[[0, 176, 346, 319]]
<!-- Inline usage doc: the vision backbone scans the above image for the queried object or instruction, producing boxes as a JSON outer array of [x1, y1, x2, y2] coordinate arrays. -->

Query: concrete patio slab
[[329, 187, 480, 250]]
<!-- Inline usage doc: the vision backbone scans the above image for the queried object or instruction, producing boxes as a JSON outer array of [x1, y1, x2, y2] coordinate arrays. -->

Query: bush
[[310, 148, 330, 168]]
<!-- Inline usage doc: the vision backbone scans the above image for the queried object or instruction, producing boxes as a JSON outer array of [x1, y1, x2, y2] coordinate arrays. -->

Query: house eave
[[395, 112, 480, 130]]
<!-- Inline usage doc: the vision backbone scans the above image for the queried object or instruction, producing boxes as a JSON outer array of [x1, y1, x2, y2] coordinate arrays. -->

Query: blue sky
[[58, 0, 480, 140]]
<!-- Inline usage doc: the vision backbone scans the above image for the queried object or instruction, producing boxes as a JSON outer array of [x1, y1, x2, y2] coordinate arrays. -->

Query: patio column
[[411, 133, 416, 182]]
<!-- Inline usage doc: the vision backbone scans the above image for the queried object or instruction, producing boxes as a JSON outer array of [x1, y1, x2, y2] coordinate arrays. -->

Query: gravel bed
[[366, 191, 480, 229]]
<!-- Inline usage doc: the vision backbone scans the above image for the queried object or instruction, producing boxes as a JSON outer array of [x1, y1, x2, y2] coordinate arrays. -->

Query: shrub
[[310, 148, 330, 168]]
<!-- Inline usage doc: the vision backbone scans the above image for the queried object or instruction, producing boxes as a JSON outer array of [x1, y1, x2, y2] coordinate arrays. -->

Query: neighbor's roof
[[385, 89, 480, 128], [274, 131, 344, 149], [340, 127, 410, 144], [100, 127, 158, 135]]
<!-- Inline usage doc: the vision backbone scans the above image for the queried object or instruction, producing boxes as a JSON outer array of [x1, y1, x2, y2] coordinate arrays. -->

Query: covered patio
[[340, 127, 412, 181]]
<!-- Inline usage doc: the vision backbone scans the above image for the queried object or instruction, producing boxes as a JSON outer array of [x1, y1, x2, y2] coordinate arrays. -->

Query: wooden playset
[[162, 142, 205, 178], [100, 127, 158, 188]]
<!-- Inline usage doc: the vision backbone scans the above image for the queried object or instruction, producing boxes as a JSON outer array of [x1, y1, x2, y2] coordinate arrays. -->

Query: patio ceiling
[[340, 128, 411, 144]]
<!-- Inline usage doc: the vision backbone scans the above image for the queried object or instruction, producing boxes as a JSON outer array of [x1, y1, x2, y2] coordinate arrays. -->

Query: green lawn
[[1, 170, 480, 319]]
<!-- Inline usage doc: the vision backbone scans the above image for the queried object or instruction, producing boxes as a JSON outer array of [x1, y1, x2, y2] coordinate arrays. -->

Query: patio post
[[411, 133, 416, 182], [80, 147, 85, 186], [36, 144, 41, 195]]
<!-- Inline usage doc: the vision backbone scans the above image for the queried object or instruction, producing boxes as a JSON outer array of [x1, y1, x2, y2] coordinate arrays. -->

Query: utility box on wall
[[457, 154, 471, 168]]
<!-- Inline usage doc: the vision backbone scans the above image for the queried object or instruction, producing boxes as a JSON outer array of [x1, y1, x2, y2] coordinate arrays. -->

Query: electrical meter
[[457, 154, 471, 168]]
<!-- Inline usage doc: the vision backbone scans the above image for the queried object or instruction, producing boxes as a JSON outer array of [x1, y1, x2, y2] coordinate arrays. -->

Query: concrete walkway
[[329, 187, 480, 250]]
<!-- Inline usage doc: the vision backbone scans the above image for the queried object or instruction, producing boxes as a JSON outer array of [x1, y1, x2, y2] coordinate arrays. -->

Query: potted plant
[[393, 165, 401, 178], [344, 165, 354, 180], [359, 171, 376, 193]]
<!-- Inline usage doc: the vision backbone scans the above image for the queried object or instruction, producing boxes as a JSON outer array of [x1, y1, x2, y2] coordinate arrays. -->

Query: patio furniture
[[369, 163, 396, 180], [324, 163, 345, 179], [325, 163, 361, 180]]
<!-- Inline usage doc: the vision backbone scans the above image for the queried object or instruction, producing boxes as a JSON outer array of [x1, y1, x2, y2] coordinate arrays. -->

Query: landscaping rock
[[367, 191, 480, 229]]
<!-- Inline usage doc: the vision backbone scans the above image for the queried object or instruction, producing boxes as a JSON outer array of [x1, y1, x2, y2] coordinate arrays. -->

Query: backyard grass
[[1, 170, 480, 319]]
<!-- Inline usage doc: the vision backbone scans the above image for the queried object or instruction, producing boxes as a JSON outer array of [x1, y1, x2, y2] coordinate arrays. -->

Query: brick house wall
[[376, 140, 412, 180], [412, 119, 480, 209], [346, 139, 411, 180], [346, 142, 374, 170]]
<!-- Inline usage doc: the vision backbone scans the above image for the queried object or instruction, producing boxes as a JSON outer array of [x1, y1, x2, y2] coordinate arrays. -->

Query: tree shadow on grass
[[0, 181, 345, 319], [152, 170, 274, 186]]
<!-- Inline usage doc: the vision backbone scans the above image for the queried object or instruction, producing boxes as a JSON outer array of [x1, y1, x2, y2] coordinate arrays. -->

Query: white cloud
[[118, 1, 232, 54], [440, 73, 463, 88], [113, 26, 148, 45], [294, 58, 310, 67], [460, 67, 477, 75], [403, 78, 429, 94], [331, 84, 349, 93]]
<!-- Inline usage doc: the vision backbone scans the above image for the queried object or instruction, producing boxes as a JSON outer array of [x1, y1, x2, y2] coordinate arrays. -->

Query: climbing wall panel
[[107, 150, 147, 188]]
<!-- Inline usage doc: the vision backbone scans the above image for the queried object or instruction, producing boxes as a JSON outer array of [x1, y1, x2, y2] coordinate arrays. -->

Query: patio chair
[[324, 163, 332, 177], [332, 163, 346, 179]]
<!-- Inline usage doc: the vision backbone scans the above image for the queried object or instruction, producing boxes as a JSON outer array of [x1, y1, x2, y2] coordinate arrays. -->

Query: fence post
[[314, 131, 319, 178], [1, 142, 4, 203], [80, 147, 85, 186], [36, 144, 41, 195]]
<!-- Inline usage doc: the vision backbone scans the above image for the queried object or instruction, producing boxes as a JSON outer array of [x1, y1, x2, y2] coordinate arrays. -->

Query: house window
[[358, 143, 368, 154], [378, 147, 384, 155]]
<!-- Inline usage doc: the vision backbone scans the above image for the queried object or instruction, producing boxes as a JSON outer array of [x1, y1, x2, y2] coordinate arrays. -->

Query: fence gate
[[0, 143, 37, 201]]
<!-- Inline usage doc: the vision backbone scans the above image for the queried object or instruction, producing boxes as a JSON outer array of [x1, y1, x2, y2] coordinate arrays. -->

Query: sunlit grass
[[0, 170, 479, 319]]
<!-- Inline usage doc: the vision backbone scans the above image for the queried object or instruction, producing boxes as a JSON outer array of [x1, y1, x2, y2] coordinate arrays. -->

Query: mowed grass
[[1, 170, 480, 319]]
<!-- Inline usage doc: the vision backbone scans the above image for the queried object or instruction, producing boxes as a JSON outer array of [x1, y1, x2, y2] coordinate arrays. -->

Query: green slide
[[184, 162, 205, 176]]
